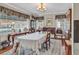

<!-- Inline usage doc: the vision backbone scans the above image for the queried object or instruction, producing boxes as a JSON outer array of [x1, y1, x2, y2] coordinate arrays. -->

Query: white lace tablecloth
[[16, 32, 46, 54]]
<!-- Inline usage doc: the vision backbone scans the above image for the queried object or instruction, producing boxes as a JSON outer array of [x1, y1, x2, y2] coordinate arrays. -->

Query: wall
[[44, 14, 56, 27], [73, 3, 79, 20]]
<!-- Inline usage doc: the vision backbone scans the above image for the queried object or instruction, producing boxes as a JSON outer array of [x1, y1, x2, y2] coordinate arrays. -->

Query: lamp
[[37, 3, 46, 12]]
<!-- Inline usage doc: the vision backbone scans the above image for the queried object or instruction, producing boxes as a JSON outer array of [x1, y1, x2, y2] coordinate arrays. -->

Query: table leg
[[35, 41, 40, 55]]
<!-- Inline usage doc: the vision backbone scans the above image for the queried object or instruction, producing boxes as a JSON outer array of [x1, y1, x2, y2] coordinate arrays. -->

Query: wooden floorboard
[[0, 45, 13, 54]]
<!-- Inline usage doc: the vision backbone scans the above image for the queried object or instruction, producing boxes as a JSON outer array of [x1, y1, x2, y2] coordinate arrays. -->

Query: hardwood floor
[[0, 45, 13, 54], [38, 39, 65, 55]]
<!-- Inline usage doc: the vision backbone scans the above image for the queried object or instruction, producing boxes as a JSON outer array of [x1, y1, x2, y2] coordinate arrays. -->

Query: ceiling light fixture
[[37, 3, 46, 12]]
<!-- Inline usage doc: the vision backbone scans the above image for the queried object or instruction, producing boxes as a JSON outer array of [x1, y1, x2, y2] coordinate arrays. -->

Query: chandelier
[[37, 3, 46, 12]]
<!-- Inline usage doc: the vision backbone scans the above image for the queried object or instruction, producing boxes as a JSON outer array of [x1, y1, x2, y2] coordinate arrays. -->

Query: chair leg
[[46, 42, 48, 50], [49, 41, 50, 48], [42, 42, 48, 50]]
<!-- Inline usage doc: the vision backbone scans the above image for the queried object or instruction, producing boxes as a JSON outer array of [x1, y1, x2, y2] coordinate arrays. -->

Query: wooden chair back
[[13, 42, 20, 54]]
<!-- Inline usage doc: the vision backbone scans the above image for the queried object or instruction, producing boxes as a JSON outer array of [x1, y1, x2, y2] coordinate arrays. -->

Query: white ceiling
[[0, 3, 72, 16]]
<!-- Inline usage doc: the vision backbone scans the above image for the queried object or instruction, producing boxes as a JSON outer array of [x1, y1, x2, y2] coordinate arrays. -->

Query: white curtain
[[56, 18, 69, 33]]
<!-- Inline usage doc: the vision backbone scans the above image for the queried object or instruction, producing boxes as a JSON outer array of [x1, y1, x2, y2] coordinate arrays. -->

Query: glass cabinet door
[[0, 7, 8, 19], [30, 20, 36, 29]]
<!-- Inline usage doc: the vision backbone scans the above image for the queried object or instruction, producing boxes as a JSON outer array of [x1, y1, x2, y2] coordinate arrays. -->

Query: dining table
[[16, 32, 47, 54]]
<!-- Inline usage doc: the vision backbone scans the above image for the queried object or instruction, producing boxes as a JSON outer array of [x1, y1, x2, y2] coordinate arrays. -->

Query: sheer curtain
[[56, 18, 69, 34], [36, 20, 44, 30]]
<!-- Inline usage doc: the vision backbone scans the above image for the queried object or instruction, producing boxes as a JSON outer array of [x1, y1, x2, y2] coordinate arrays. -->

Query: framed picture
[[46, 19, 52, 26]]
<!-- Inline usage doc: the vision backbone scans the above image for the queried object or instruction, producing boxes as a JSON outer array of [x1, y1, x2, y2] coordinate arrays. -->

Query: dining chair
[[13, 42, 20, 55], [36, 29, 41, 32], [29, 28, 35, 33], [43, 32, 50, 50], [54, 28, 63, 39], [50, 28, 55, 39], [0, 35, 11, 48]]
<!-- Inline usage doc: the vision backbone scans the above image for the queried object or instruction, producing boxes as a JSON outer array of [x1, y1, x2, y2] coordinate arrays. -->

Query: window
[[57, 20, 61, 28]]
